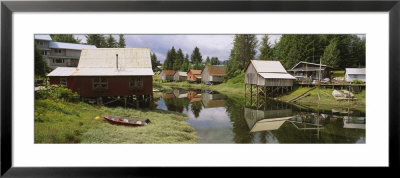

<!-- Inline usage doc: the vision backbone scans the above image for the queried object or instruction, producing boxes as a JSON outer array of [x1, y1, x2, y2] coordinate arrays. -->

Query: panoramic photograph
[[34, 34, 366, 144]]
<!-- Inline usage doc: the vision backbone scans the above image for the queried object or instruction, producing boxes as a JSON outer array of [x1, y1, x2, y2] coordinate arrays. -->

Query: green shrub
[[35, 85, 80, 102], [352, 79, 364, 84]]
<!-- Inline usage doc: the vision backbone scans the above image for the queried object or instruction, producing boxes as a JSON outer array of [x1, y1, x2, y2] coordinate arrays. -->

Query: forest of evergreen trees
[[226, 34, 365, 79], [39, 34, 365, 79]]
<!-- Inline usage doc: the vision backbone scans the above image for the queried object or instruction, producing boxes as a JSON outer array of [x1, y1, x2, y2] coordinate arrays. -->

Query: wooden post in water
[[250, 84, 253, 107], [257, 85, 259, 108]]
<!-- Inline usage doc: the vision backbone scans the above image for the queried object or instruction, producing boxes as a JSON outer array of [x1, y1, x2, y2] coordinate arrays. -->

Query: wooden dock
[[297, 83, 365, 89]]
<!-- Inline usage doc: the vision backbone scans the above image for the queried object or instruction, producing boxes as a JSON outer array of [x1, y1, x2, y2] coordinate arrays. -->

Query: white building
[[345, 68, 366, 83], [34, 35, 96, 69]]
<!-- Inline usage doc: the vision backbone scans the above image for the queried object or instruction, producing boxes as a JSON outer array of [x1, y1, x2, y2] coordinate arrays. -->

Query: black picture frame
[[1, 0, 399, 177]]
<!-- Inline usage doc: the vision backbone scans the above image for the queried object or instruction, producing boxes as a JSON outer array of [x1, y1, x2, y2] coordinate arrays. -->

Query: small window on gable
[[60, 78, 67, 87], [93, 77, 108, 91]]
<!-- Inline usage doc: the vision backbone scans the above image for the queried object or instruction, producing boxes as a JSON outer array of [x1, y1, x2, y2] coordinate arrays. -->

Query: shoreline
[[154, 81, 366, 112]]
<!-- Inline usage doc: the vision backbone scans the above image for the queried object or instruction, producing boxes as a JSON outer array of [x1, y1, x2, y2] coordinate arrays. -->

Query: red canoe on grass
[[103, 115, 151, 126]]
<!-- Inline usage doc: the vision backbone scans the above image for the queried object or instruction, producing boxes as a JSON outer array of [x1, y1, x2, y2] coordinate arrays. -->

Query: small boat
[[103, 115, 151, 126]]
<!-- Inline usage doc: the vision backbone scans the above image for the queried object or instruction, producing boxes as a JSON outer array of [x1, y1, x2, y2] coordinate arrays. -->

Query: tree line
[[162, 46, 220, 71], [50, 34, 126, 48], [227, 34, 366, 79]]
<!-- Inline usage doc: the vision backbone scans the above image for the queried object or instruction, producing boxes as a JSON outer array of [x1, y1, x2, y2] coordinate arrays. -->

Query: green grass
[[35, 99, 198, 144], [332, 70, 345, 78], [154, 73, 245, 97], [277, 86, 365, 111]]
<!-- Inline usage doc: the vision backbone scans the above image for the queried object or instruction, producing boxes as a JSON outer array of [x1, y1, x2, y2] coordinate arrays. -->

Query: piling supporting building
[[245, 60, 296, 108]]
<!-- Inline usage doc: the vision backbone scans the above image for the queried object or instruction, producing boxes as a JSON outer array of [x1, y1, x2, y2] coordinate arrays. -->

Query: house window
[[52, 59, 64, 63], [55, 49, 62, 53], [60, 78, 67, 87], [93, 77, 108, 91], [130, 77, 143, 90], [39, 41, 43, 45], [43, 51, 48, 56]]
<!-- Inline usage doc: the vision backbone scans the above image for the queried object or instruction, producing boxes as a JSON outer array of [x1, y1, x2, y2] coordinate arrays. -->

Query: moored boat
[[103, 115, 151, 126]]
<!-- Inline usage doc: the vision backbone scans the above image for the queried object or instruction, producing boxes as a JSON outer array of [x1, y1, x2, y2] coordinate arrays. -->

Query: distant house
[[201, 66, 226, 83], [173, 71, 188, 82], [159, 70, 176, 81], [34, 35, 96, 69], [187, 70, 202, 82], [287, 61, 334, 82], [245, 60, 296, 87], [35, 34, 52, 55], [345, 68, 366, 83], [47, 48, 153, 98]]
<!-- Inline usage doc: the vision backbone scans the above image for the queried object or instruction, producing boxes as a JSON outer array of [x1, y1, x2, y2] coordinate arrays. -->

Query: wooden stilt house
[[245, 60, 296, 102], [47, 48, 154, 98]]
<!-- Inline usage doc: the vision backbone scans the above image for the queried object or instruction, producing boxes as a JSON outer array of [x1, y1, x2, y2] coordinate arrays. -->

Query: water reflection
[[156, 88, 366, 144]]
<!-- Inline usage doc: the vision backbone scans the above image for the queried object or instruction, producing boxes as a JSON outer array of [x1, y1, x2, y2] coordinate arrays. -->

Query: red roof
[[189, 70, 202, 75], [205, 66, 226, 76], [162, 70, 176, 76]]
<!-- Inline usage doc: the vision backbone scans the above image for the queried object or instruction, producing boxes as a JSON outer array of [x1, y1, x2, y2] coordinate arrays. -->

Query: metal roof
[[48, 48, 153, 76], [34, 34, 52, 41], [71, 68, 153, 76], [176, 72, 188, 76], [290, 61, 333, 70], [259, 73, 296, 80], [250, 60, 287, 73], [189, 70, 202, 75], [47, 67, 77, 76], [346, 68, 366, 75], [161, 70, 176, 76], [49, 42, 97, 50], [78, 48, 151, 68]]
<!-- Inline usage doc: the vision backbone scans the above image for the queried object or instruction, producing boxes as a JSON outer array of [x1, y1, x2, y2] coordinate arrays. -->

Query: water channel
[[155, 88, 366, 144]]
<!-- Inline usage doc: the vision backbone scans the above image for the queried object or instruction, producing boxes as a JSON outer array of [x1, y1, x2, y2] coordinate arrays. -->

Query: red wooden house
[[187, 69, 202, 82], [47, 48, 154, 98]]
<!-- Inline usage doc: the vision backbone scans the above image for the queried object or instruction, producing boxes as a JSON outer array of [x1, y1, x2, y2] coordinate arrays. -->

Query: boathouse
[[47, 48, 154, 99], [245, 60, 295, 87], [287, 61, 334, 82], [187, 69, 202, 82], [201, 65, 226, 83], [159, 70, 176, 81], [245, 60, 296, 108], [345, 68, 366, 83], [173, 71, 188, 82]]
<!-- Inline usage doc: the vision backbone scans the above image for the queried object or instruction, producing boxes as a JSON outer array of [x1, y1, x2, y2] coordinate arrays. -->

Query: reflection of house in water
[[201, 93, 225, 108], [244, 107, 294, 132], [173, 89, 187, 98], [162, 93, 176, 99], [187, 91, 202, 102], [288, 114, 324, 130], [343, 116, 365, 129]]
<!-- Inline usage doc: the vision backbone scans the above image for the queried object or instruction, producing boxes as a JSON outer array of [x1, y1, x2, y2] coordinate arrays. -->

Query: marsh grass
[[35, 99, 198, 144], [278, 86, 365, 111]]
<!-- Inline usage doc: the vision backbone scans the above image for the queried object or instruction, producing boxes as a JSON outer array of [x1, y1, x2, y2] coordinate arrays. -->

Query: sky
[[74, 34, 364, 63], [74, 34, 282, 63]]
